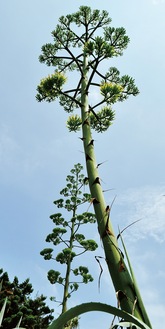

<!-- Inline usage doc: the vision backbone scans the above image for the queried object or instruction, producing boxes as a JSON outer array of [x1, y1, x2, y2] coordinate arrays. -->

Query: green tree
[[0, 269, 54, 329], [36, 6, 152, 328], [40, 163, 97, 329]]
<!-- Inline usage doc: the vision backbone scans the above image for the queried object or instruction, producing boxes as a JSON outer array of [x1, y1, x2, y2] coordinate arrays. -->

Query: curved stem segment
[[48, 302, 151, 329]]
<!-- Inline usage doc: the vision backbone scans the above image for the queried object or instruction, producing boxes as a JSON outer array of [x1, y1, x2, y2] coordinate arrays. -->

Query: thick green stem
[[80, 52, 152, 328]]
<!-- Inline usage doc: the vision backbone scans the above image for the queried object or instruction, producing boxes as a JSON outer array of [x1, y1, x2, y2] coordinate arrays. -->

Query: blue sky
[[0, 0, 165, 328]]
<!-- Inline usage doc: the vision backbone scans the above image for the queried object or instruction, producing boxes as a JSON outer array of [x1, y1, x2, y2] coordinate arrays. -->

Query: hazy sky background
[[0, 1, 165, 328]]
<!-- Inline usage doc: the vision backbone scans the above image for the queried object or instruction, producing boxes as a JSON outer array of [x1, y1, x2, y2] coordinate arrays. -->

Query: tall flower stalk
[[40, 163, 97, 328], [36, 6, 152, 328]]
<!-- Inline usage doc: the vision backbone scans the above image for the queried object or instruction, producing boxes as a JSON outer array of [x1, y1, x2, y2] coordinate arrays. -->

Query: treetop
[[36, 6, 139, 133]]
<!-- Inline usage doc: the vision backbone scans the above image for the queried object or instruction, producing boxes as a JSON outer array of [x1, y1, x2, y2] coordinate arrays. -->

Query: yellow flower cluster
[[40, 72, 67, 87], [100, 82, 123, 94]]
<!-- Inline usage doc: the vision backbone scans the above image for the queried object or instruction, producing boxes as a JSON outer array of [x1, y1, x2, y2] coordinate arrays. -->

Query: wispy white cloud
[[152, 0, 165, 4], [115, 185, 165, 242], [0, 124, 20, 166], [148, 303, 165, 328], [0, 123, 40, 174], [0, 122, 80, 188]]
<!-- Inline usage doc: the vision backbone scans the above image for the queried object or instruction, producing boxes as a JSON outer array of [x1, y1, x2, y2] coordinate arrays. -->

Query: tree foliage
[[0, 269, 54, 329]]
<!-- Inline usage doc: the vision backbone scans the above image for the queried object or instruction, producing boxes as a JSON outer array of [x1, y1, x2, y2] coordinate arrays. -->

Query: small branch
[[88, 61, 107, 80], [55, 33, 83, 74], [58, 56, 83, 73], [86, 57, 100, 91], [89, 107, 101, 124], [63, 88, 81, 94], [90, 98, 106, 111], [62, 23, 83, 45], [59, 237, 70, 248], [65, 77, 83, 112], [65, 45, 83, 74], [95, 256, 104, 292], [88, 15, 109, 39], [90, 82, 100, 87], [75, 250, 87, 257], [60, 89, 82, 107]]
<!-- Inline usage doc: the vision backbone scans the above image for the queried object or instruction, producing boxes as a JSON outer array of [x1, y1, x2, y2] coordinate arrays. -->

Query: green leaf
[[79, 239, 98, 251], [0, 280, 3, 292], [66, 115, 82, 132], [45, 228, 67, 245], [40, 248, 53, 260], [73, 267, 93, 283], [70, 282, 79, 292], [15, 315, 23, 328], [53, 199, 64, 208], [56, 249, 76, 264], [111, 321, 140, 328], [50, 213, 65, 225], [48, 302, 152, 329], [47, 270, 61, 284], [76, 212, 96, 224], [100, 82, 123, 103], [74, 234, 85, 244], [104, 26, 130, 56], [36, 72, 67, 102], [90, 106, 115, 132], [0, 297, 7, 326]]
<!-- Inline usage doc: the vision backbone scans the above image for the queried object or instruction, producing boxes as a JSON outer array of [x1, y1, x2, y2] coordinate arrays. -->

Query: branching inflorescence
[[40, 164, 97, 317]]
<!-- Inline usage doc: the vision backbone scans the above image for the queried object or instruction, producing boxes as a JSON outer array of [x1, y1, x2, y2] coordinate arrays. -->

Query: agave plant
[[36, 6, 152, 329]]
